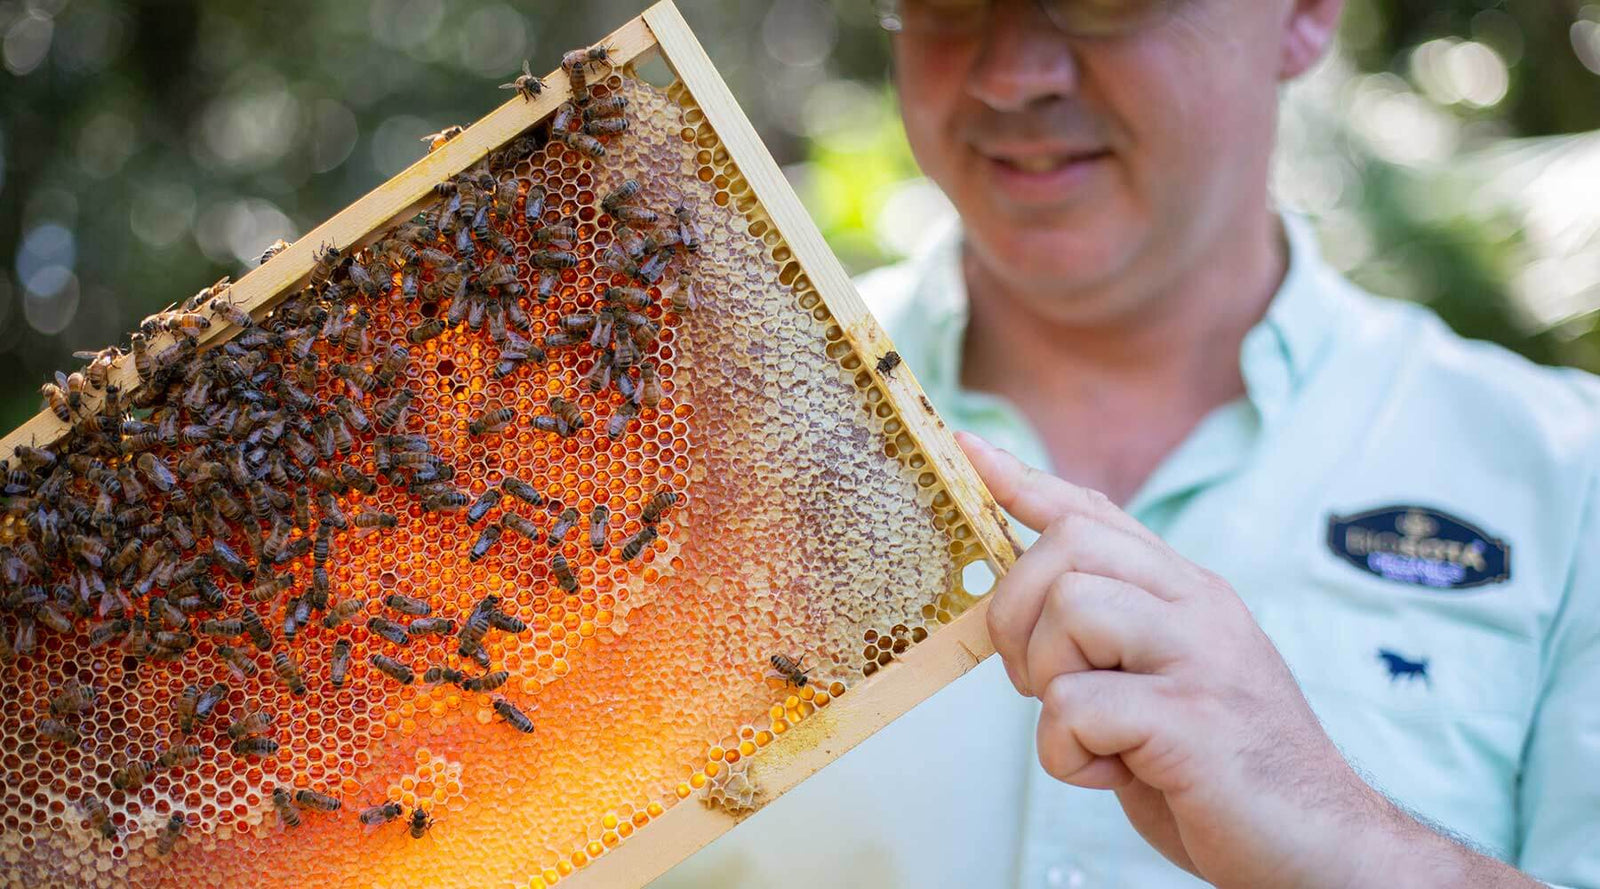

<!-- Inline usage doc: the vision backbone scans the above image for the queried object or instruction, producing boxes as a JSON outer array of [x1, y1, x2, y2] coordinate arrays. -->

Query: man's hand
[[957, 432, 1542, 889]]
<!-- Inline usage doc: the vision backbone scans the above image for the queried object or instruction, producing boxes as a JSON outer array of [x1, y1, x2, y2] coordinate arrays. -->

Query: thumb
[[956, 431, 1108, 533]]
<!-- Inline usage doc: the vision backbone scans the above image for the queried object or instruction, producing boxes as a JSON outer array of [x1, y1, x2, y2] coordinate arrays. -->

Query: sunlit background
[[1, 0, 1598, 429]]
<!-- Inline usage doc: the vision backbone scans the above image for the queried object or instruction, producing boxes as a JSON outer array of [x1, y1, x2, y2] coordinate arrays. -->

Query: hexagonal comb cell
[[0, 10, 1002, 889]]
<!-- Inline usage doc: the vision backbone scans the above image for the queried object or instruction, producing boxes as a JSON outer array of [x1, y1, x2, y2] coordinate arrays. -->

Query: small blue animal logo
[[1377, 649, 1430, 687]]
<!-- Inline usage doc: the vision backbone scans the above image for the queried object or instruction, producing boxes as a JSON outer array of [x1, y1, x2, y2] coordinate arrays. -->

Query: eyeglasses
[[877, 0, 1181, 40]]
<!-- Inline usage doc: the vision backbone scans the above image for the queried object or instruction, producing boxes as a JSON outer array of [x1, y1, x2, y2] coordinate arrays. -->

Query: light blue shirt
[[652, 216, 1600, 888]]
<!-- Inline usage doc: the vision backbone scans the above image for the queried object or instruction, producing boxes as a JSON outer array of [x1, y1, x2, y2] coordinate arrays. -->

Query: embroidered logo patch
[[1377, 649, 1431, 686], [1326, 506, 1510, 590]]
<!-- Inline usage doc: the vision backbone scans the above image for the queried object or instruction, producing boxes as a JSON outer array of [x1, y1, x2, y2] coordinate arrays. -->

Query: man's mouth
[[984, 150, 1111, 174]]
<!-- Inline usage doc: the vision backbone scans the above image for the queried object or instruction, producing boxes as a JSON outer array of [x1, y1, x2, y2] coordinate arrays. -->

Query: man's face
[[893, 0, 1301, 322]]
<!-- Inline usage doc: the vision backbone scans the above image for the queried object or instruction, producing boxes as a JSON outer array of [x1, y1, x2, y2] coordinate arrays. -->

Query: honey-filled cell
[[0, 25, 989, 889]]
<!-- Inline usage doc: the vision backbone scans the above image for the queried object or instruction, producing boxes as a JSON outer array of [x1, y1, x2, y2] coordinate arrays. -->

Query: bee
[[583, 117, 627, 137], [39, 379, 73, 422], [532, 223, 578, 248], [674, 204, 703, 252], [408, 318, 447, 344], [375, 343, 409, 387], [273, 787, 302, 829], [490, 477, 540, 508], [175, 684, 201, 732], [604, 286, 651, 311], [370, 653, 415, 685], [620, 524, 659, 562], [232, 736, 280, 757], [211, 538, 253, 582], [195, 681, 228, 726], [562, 43, 614, 71], [272, 651, 307, 695], [385, 594, 431, 617], [154, 744, 202, 769], [499, 59, 544, 101], [500, 512, 542, 543], [639, 361, 663, 408], [259, 238, 291, 264], [134, 452, 176, 492], [583, 350, 614, 393], [457, 597, 496, 650], [662, 272, 700, 314], [111, 758, 153, 791], [421, 124, 466, 152], [422, 490, 469, 512], [423, 666, 466, 686], [550, 507, 580, 542], [464, 488, 502, 526], [361, 802, 405, 826], [584, 95, 628, 120], [550, 552, 578, 593], [610, 204, 660, 227], [216, 645, 260, 678], [295, 790, 341, 812], [156, 812, 185, 855], [588, 505, 610, 551], [770, 653, 812, 688], [409, 807, 433, 839], [492, 697, 535, 733], [197, 618, 243, 638], [641, 489, 679, 524], [561, 132, 606, 158], [407, 617, 456, 638], [529, 249, 579, 270], [365, 613, 409, 644], [354, 509, 398, 535], [130, 332, 153, 382], [469, 523, 503, 562], [376, 390, 415, 429], [49, 677, 97, 717], [241, 607, 272, 652], [602, 179, 641, 214], [332, 362, 377, 394], [83, 796, 117, 840], [467, 404, 516, 437], [613, 329, 641, 368], [39, 717, 81, 747], [227, 708, 274, 740], [312, 639, 347, 692], [310, 243, 343, 290]]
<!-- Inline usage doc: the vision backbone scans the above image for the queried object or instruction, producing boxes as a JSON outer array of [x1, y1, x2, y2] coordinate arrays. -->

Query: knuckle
[[1045, 572, 1088, 617]]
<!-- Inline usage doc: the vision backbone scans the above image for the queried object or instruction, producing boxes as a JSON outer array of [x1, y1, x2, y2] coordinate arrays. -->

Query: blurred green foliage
[[1, 0, 1598, 432]]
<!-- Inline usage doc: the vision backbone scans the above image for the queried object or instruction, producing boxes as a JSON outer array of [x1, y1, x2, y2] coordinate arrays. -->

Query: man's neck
[[959, 213, 1288, 506]]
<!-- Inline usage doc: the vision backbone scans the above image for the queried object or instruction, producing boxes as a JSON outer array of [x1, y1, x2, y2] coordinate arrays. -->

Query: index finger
[[957, 431, 1160, 543]]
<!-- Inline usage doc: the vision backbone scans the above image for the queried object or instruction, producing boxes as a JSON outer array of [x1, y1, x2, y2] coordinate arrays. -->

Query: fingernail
[[956, 430, 993, 454]]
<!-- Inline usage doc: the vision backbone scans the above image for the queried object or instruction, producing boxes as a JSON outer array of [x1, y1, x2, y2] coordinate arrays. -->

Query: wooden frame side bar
[[638, 2, 1018, 577], [0, 15, 660, 457]]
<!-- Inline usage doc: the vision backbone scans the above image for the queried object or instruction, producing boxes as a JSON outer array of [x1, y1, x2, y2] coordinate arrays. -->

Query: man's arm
[[1515, 466, 1600, 889], [958, 432, 1546, 889]]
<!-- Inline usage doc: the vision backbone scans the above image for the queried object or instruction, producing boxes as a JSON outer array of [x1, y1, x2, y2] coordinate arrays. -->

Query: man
[[654, 0, 1600, 886]]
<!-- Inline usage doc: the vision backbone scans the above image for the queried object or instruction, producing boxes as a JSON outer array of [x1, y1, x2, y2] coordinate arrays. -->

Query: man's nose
[[966, 0, 1081, 112]]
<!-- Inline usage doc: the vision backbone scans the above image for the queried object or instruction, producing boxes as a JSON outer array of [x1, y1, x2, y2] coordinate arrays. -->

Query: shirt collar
[[896, 212, 1344, 422]]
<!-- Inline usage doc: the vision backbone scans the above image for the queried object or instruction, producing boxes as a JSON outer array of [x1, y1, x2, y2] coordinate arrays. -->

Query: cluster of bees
[[0, 42, 708, 854]]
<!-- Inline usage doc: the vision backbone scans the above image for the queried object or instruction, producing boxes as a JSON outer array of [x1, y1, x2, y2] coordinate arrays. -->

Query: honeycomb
[[0, 52, 990, 889]]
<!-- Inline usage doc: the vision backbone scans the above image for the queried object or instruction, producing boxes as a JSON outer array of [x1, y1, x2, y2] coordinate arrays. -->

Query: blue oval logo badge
[[1326, 506, 1510, 590]]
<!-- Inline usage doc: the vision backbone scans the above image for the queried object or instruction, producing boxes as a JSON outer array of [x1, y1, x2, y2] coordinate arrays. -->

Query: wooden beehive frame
[[0, 3, 1018, 885]]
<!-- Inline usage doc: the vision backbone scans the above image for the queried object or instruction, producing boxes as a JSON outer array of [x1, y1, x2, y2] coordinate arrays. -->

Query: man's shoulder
[[1339, 279, 1600, 461]]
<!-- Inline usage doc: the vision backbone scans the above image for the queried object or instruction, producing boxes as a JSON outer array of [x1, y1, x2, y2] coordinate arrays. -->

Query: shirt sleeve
[[1516, 461, 1600, 888]]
